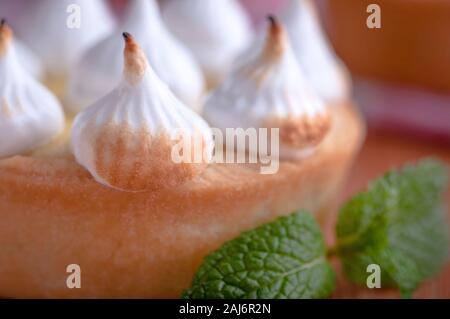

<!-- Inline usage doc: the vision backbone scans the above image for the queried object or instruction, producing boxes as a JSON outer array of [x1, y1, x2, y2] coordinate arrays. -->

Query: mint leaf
[[335, 159, 449, 297], [183, 212, 335, 299]]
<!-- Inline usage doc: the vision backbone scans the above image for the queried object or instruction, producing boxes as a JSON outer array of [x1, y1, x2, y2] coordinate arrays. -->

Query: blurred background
[[244, 0, 450, 144], [245, 0, 450, 299], [240, 0, 450, 299], [1, 0, 449, 298]]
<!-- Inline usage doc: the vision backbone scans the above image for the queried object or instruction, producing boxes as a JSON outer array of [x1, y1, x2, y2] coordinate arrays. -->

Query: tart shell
[[0, 102, 365, 298]]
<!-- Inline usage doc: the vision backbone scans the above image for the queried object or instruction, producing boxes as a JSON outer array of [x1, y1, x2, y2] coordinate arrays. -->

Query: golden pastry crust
[[0, 102, 365, 298]]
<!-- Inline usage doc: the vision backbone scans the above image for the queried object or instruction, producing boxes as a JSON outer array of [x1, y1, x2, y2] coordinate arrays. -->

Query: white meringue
[[15, 0, 115, 76], [68, 0, 204, 114], [0, 21, 64, 158], [14, 39, 43, 79], [282, 0, 350, 102], [71, 33, 213, 192], [203, 17, 330, 160], [162, 0, 252, 86]]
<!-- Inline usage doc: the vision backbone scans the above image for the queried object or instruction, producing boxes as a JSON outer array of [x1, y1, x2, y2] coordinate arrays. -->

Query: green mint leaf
[[183, 212, 335, 299], [335, 159, 449, 297]]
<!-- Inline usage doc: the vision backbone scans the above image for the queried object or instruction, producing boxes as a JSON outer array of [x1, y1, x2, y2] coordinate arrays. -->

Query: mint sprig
[[182, 212, 335, 299], [183, 159, 449, 299], [335, 159, 449, 297]]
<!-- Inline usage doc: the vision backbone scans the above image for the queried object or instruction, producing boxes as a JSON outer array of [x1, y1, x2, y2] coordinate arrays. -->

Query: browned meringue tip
[[0, 18, 13, 56], [264, 15, 287, 58], [122, 31, 132, 42], [122, 31, 148, 85]]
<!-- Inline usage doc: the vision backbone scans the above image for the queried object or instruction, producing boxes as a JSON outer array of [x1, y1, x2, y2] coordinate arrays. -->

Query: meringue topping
[[14, 39, 43, 79], [67, 0, 204, 114], [203, 17, 330, 159], [282, 0, 350, 102], [16, 0, 115, 76], [71, 33, 213, 192], [0, 20, 65, 158], [162, 0, 252, 87]]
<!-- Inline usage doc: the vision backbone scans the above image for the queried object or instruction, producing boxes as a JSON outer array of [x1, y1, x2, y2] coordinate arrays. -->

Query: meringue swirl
[[71, 33, 213, 192], [162, 0, 252, 87], [203, 17, 330, 160], [282, 0, 350, 103]]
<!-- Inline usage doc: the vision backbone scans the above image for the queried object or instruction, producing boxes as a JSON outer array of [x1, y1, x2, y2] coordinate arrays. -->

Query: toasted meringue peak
[[0, 19, 12, 56], [263, 16, 288, 59], [15, 0, 115, 76], [162, 0, 252, 87], [67, 0, 204, 115], [236, 0, 350, 103], [282, 0, 350, 102], [203, 17, 330, 159], [71, 34, 213, 192], [0, 22, 65, 158]]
